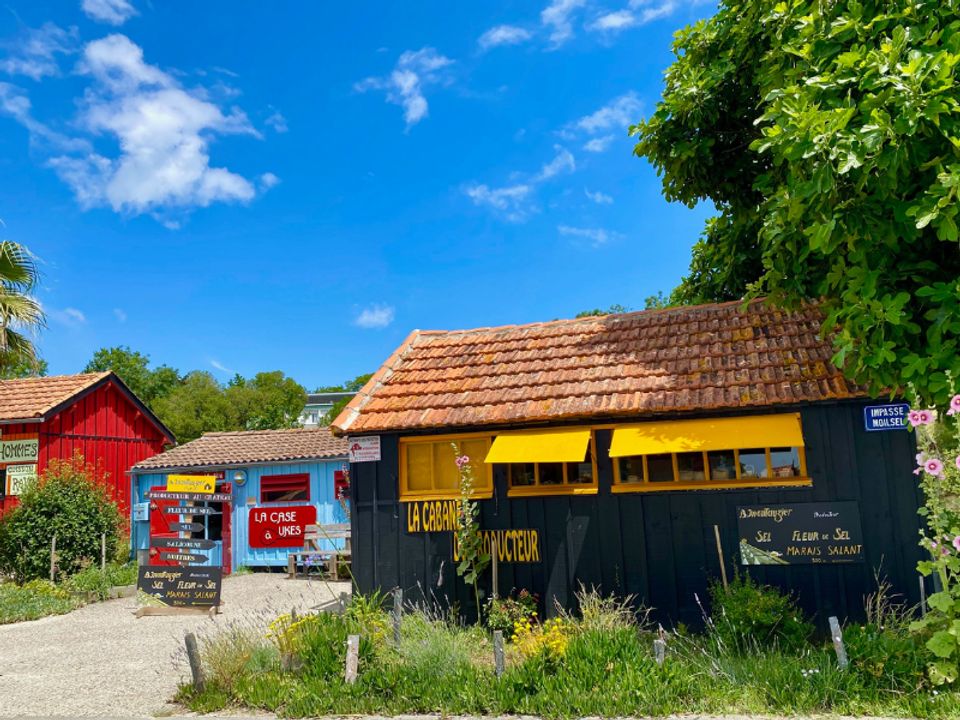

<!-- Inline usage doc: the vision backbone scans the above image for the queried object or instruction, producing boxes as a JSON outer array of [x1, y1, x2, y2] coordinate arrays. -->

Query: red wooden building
[[0, 372, 174, 515]]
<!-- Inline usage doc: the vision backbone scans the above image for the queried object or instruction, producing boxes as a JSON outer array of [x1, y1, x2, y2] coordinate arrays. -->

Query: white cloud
[[258, 172, 280, 191], [209, 359, 233, 374], [558, 224, 621, 247], [585, 188, 613, 204], [0, 23, 78, 81], [0, 82, 91, 152], [478, 25, 533, 50], [355, 304, 395, 329], [534, 146, 575, 181], [587, 10, 638, 32], [51, 307, 87, 326], [583, 135, 616, 153], [541, 0, 587, 46], [631, 0, 681, 24], [41, 34, 264, 221], [355, 47, 453, 129], [113, 307, 127, 322], [265, 110, 288, 133], [82, 0, 138, 26], [573, 92, 642, 135], [465, 146, 575, 222]]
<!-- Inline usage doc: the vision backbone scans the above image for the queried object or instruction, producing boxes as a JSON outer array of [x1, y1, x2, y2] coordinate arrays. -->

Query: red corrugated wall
[[0, 379, 170, 516]]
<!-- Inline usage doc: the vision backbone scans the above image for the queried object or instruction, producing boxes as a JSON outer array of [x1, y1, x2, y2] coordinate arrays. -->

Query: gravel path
[[0, 573, 348, 717]]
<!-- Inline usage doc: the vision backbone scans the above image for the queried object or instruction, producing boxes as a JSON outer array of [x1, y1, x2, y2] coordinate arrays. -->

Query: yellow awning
[[609, 414, 804, 458], [485, 428, 591, 464]]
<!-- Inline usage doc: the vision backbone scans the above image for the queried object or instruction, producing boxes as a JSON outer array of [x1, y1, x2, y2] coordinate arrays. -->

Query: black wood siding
[[349, 401, 923, 628]]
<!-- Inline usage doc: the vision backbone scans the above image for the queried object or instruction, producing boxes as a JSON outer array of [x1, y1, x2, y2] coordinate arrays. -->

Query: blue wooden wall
[[131, 458, 348, 571]]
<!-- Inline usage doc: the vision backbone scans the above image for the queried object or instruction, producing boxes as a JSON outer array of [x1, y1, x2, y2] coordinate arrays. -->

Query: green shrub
[[0, 453, 124, 582], [64, 562, 138, 600], [0, 579, 80, 624], [486, 589, 537, 636], [707, 573, 814, 654]]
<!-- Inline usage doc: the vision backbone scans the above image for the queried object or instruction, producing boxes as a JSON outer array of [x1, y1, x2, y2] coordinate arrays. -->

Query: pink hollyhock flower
[[918, 410, 935, 425], [954, 536, 960, 553], [956, 455, 960, 471], [924, 458, 945, 477], [909, 410, 924, 427], [455, 455, 470, 468], [948, 394, 960, 416]]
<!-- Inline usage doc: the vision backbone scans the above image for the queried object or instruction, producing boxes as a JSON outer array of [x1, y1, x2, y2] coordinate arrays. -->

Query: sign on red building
[[248, 505, 317, 548]]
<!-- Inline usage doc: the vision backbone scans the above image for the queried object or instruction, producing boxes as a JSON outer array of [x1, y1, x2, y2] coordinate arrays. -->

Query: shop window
[[610, 414, 809, 493], [504, 441, 598, 496], [399, 435, 493, 500], [260, 473, 310, 503]]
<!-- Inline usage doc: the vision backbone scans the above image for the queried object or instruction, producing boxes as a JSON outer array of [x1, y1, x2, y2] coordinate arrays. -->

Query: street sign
[[162, 506, 221, 516], [151, 537, 216, 550], [167, 474, 217, 494], [137, 565, 222, 608], [170, 522, 204, 533], [248, 505, 317, 548], [863, 403, 910, 431], [147, 491, 231, 502], [159, 552, 207, 564]]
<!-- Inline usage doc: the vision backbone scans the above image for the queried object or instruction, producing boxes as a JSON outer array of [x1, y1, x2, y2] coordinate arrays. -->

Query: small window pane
[[461, 439, 491, 490], [708, 450, 737, 481], [509, 463, 535, 486], [407, 444, 433, 490], [539, 463, 564, 485], [618, 457, 644, 484], [739, 448, 768, 479], [567, 461, 594, 484], [770, 447, 801, 478], [676, 452, 706, 482], [647, 454, 675, 483], [433, 443, 459, 490]]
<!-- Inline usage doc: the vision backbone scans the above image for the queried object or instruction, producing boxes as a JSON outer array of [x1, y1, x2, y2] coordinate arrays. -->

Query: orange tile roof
[[132, 427, 349, 471], [332, 299, 866, 434], [0, 372, 112, 421]]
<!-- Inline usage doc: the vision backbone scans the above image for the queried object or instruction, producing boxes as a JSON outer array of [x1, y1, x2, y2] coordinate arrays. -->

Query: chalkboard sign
[[737, 501, 864, 565], [138, 565, 222, 607]]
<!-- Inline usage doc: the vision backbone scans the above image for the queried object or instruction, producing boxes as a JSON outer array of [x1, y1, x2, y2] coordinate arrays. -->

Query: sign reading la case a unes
[[737, 501, 864, 565], [863, 403, 910, 432], [137, 565, 221, 607], [5, 464, 37, 496]]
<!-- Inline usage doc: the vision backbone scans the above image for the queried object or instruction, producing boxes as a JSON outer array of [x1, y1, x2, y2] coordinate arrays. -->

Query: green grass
[[178, 599, 960, 719], [0, 579, 81, 624]]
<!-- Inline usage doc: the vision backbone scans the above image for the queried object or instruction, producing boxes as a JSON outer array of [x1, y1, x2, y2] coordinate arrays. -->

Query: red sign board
[[248, 505, 317, 549]]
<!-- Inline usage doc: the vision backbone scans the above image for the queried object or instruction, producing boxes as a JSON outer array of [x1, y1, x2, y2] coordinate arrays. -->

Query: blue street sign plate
[[863, 403, 910, 432]]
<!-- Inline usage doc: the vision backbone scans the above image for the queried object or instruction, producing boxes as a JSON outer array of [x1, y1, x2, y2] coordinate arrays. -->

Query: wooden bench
[[287, 523, 351, 579]]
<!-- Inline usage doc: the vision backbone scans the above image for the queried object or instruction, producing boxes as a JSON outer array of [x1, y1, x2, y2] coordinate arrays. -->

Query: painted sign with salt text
[[737, 501, 864, 565]]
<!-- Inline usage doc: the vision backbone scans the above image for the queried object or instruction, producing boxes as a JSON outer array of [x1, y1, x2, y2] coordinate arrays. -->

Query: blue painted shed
[[129, 427, 350, 573]]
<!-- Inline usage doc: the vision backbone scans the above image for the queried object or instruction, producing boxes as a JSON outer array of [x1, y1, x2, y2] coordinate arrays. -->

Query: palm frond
[[0, 241, 41, 291]]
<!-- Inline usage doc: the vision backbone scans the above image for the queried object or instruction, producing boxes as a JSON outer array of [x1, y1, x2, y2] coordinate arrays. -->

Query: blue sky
[[0, 0, 715, 390]]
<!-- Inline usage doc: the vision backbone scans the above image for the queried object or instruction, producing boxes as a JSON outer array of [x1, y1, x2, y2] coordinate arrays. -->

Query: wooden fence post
[[919, 576, 928, 617], [828, 616, 848, 670], [339, 591, 350, 613], [713, 525, 728, 590], [493, 630, 505, 678], [491, 535, 499, 599], [653, 638, 666, 666], [49, 533, 57, 582], [392, 587, 403, 645], [345, 635, 359, 683], [100, 533, 107, 571], [184, 632, 205, 692]]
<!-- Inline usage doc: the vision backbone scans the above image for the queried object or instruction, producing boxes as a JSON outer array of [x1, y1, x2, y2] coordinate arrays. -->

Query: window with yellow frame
[[399, 434, 493, 501], [610, 414, 811, 492], [500, 432, 599, 497]]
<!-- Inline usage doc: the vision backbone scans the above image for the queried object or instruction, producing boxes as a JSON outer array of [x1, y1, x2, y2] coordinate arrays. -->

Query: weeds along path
[[0, 573, 347, 717]]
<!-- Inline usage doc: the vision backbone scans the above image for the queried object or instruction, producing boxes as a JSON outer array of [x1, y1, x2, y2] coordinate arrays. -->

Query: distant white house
[[300, 391, 357, 427]]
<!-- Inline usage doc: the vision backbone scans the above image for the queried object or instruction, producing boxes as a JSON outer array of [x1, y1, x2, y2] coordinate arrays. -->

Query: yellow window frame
[[612, 446, 810, 493], [506, 431, 599, 497], [399, 433, 494, 501]]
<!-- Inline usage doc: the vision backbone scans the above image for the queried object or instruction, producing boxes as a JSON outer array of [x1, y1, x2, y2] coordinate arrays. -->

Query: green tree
[[226, 371, 307, 430], [153, 371, 237, 443], [84, 346, 155, 401], [575, 304, 632, 318], [318, 372, 372, 425], [0, 356, 48, 379], [632, 0, 960, 405], [0, 241, 44, 376]]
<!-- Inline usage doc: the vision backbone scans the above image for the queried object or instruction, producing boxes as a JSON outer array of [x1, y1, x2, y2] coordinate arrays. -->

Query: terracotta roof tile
[[331, 299, 867, 434], [131, 427, 349, 471], [0, 372, 111, 421]]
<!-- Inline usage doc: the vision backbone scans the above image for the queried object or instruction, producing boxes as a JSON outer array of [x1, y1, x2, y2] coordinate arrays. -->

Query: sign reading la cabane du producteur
[[863, 403, 910, 432], [737, 501, 864, 565]]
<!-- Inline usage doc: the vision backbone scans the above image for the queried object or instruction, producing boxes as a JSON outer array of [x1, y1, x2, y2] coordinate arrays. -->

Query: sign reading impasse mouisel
[[863, 403, 910, 432], [347, 436, 381, 462], [737, 501, 864, 565], [137, 565, 222, 607]]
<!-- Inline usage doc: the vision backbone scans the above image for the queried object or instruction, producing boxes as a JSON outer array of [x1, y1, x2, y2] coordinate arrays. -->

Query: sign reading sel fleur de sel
[[863, 403, 910, 431], [138, 565, 222, 608], [738, 501, 864, 565]]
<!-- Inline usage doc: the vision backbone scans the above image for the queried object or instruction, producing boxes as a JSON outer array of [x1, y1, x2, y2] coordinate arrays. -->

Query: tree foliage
[[0, 241, 44, 376], [319, 372, 372, 425], [84, 346, 180, 406], [632, 0, 960, 405]]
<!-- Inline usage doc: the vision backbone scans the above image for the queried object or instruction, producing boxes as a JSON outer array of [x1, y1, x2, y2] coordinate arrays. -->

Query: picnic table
[[287, 523, 351, 579]]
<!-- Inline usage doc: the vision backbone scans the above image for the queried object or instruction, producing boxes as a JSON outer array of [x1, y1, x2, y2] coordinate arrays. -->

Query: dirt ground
[[0, 572, 348, 717]]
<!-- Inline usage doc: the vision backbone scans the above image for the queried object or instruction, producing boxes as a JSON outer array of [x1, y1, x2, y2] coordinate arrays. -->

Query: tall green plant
[[909, 383, 960, 685], [451, 443, 489, 618], [0, 240, 44, 374]]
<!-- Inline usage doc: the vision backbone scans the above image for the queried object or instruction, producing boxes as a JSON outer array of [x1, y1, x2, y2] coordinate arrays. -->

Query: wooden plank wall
[[350, 400, 924, 629]]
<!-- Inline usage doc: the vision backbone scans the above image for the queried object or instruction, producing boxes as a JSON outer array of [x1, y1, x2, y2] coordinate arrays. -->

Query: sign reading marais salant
[[348, 436, 381, 462], [0, 437, 39, 464], [863, 403, 910, 432], [138, 565, 221, 608]]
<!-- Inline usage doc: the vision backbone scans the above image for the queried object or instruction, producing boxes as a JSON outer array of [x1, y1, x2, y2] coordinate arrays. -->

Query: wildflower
[[924, 458, 945, 477], [953, 535, 960, 553], [918, 409, 935, 425], [455, 455, 470, 468], [948, 395, 960, 416], [909, 410, 924, 427]]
